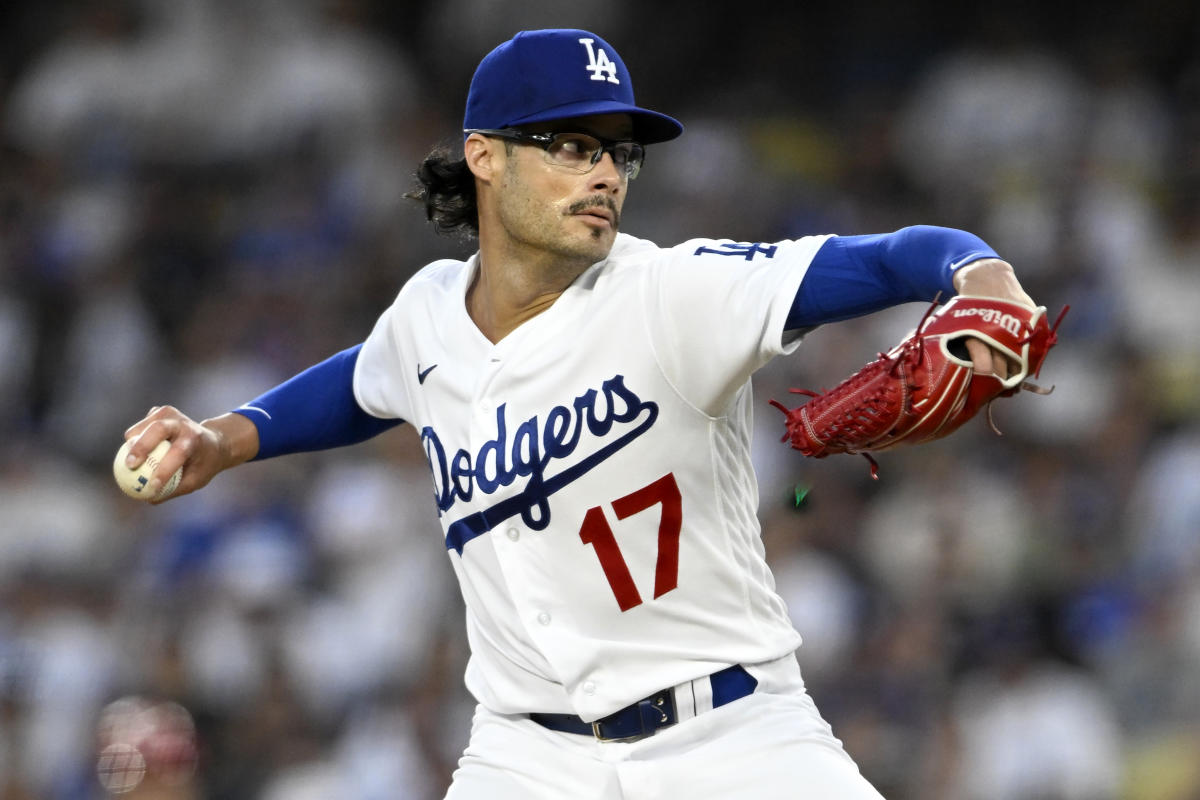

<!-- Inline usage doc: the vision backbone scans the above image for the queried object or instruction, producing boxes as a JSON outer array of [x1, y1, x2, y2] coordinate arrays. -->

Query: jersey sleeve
[[786, 226, 1000, 327], [645, 235, 832, 415], [353, 291, 415, 422], [234, 345, 402, 460]]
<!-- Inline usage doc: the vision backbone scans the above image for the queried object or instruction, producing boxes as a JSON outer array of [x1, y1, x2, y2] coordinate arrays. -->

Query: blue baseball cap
[[463, 29, 683, 145]]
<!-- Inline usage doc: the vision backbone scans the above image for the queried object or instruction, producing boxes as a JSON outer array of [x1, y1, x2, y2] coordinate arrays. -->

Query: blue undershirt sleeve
[[786, 225, 999, 329], [232, 344, 403, 461]]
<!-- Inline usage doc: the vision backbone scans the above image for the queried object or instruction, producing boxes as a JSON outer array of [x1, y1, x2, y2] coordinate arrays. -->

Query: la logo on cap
[[462, 29, 683, 145], [580, 38, 619, 84]]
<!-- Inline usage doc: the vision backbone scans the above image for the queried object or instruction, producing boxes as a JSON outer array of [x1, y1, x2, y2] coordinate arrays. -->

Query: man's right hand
[[121, 408, 260, 503]]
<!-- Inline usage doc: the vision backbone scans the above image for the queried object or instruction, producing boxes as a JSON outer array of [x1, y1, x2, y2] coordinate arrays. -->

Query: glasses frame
[[464, 128, 645, 179]]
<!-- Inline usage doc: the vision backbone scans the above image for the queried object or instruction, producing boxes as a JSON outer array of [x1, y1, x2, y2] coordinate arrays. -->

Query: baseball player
[[121, 29, 1042, 799]]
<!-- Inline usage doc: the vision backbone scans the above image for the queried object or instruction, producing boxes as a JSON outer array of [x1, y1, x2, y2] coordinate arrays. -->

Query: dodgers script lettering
[[421, 375, 659, 554]]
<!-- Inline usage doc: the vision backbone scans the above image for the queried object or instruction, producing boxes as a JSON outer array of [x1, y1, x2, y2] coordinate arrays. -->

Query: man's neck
[[467, 240, 595, 343]]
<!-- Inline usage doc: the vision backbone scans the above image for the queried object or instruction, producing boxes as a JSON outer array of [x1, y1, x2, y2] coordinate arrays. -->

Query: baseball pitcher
[[120, 29, 1060, 799]]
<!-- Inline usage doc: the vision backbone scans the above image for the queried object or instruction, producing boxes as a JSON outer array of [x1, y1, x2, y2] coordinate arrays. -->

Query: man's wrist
[[952, 258, 1034, 307], [201, 412, 261, 469]]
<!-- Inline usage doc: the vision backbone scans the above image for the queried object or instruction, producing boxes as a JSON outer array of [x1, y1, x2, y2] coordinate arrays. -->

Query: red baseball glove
[[769, 294, 1067, 478]]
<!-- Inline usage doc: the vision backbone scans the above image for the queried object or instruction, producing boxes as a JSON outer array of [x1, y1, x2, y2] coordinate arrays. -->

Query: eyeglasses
[[464, 128, 645, 179]]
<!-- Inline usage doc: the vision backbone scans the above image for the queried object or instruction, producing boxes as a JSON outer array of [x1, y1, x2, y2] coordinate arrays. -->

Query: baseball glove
[[769, 294, 1067, 478]]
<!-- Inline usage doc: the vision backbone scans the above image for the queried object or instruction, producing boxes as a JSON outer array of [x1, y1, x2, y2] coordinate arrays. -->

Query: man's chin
[[584, 236, 616, 263], [560, 228, 616, 263]]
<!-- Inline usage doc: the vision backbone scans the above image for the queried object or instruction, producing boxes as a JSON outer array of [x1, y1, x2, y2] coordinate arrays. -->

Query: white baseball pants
[[443, 685, 886, 800]]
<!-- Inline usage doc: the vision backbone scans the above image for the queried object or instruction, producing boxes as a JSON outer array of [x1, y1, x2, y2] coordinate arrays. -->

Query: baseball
[[112, 439, 182, 501]]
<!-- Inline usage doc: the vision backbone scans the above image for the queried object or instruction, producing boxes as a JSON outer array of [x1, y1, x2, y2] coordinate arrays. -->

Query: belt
[[529, 665, 758, 743]]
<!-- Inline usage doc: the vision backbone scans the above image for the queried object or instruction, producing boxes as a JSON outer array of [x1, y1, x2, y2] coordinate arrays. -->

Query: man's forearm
[[787, 225, 1001, 328], [231, 345, 403, 460]]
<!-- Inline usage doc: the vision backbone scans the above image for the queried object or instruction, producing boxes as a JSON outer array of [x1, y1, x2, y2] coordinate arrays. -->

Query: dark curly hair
[[407, 137, 518, 238], [406, 141, 480, 238]]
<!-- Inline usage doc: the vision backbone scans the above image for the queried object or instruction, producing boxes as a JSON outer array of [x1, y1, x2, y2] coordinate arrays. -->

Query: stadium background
[[1, 1, 1198, 797]]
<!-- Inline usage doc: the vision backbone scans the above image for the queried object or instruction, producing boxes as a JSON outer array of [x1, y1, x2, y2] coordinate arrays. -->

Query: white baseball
[[113, 439, 182, 501]]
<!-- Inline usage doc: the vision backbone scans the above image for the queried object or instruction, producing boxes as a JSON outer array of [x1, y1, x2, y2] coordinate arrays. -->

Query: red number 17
[[578, 473, 682, 612]]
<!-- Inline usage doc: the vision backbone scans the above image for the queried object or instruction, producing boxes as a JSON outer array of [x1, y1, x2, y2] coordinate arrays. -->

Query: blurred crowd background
[[1, 0, 1198, 798]]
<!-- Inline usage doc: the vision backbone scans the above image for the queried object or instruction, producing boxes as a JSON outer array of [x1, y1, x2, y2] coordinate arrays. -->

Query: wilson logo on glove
[[949, 307, 1025, 337], [769, 294, 1068, 478]]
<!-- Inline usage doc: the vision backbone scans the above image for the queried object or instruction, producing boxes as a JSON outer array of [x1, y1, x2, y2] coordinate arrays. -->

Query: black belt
[[529, 665, 757, 742]]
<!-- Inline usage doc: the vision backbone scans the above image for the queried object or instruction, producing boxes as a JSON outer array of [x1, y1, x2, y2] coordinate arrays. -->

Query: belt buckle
[[592, 693, 676, 743], [591, 718, 646, 743]]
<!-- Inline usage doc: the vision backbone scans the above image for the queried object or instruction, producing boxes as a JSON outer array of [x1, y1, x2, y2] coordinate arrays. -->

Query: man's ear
[[464, 133, 500, 182]]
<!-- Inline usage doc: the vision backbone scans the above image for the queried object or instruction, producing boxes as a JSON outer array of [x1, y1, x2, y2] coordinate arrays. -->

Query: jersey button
[[506, 527, 520, 541], [582, 681, 596, 695], [536, 612, 551, 626]]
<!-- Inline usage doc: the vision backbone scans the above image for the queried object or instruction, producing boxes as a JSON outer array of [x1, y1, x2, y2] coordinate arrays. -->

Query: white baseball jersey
[[353, 231, 832, 722]]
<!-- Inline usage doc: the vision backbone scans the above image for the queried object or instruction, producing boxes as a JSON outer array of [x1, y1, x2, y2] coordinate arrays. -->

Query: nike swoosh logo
[[417, 364, 438, 384], [236, 404, 273, 420]]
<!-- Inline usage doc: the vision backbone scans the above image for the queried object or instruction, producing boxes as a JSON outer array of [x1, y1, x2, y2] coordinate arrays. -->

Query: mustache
[[568, 195, 620, 227]]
